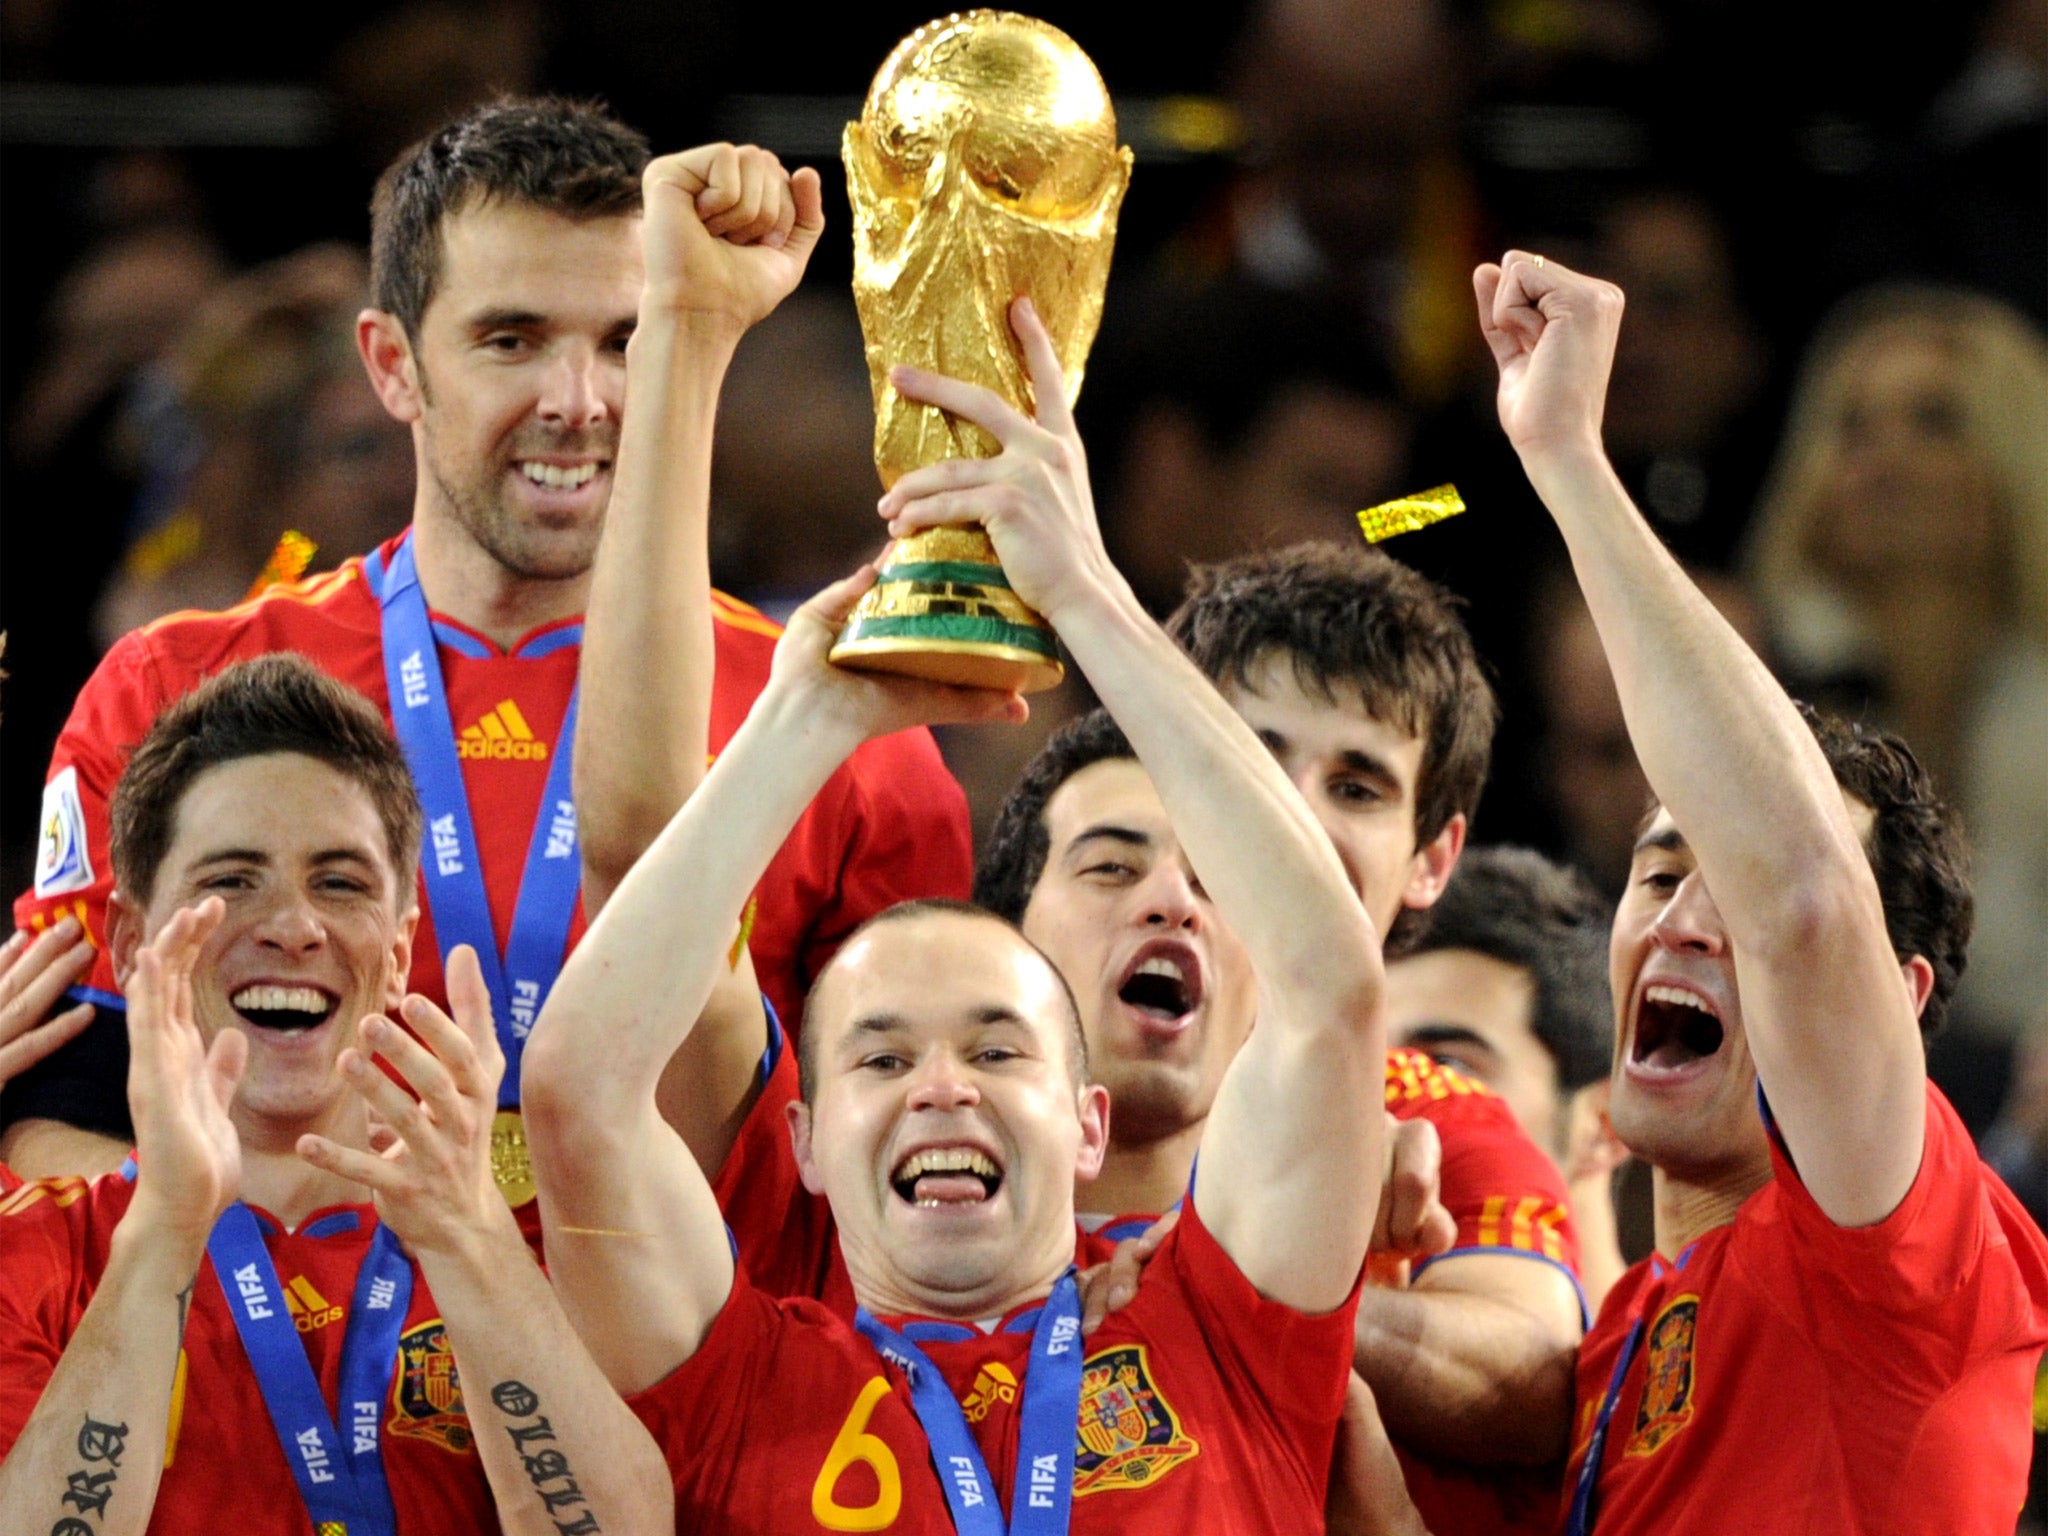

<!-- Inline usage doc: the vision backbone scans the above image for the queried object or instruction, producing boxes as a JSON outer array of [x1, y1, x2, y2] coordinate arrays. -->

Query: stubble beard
[[420, 416, 609, 584]]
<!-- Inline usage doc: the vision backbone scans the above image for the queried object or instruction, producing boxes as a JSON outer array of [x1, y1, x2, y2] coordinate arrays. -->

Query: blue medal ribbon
[[854, 1270, 1085, 1536], [373, 532, 582, 1105], [208, 1204, 414, 1536]]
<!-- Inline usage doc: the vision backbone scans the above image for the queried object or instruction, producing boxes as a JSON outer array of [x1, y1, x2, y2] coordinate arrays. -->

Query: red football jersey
[[15, 536, 970, 1078], [0, 1168, 519, 1533], [632, 1195, 1357, 1533], [1382, 1047, 1583, 1536], [1564, 1082, 2048, 1535]]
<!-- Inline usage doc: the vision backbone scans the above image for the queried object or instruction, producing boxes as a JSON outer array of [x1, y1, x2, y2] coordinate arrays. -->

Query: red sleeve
[[1167, 1193, 1361, 1487], [623, 1276, 780, 1507], [14, 631, 170, 1003], [1385, 1048, 1584, 1286], [0, 1176, 110, 1454], [710, 1018, 841, 1304], [1763, 1081, 2048, 1325]]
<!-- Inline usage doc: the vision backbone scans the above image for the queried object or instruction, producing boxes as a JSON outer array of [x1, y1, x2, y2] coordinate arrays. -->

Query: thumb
[[781, 167, 827, 265], [793, 562, 883, 635]]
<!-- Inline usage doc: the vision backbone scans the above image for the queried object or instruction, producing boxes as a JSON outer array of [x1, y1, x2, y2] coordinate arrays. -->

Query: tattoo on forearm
[[50, 1415, 128, 1534], [491, 1381, 603, 1535]]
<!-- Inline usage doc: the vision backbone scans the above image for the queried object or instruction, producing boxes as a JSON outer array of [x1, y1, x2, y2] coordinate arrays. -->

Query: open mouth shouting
[[229, 983, 340, 1034], [1628, 982, 1725, 1083], [890, 1144, 1006, 1209], [1115, 941, 1205, 1038]]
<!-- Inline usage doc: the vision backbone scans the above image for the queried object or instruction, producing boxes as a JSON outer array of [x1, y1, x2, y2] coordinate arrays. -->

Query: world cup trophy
[[828, 10, 1133, 692]]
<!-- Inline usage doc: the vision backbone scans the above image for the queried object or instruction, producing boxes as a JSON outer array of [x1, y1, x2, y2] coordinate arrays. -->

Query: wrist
[[631, 295, 749, 357], [757, 670, 871, 755], [412, 1203, 528, 1293], [109, 1208, 209, 1296]]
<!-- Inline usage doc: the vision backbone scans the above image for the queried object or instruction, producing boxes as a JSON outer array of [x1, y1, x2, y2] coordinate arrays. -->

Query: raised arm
[[1478, 252, 1925, 1223], [297, 946, 670, 1535], [571, 144, 823, 1175], [573, 142, 821, 913], [881, 302, 1385, 1313], [0, 904, 244, 1532], [523, 573, 1020, 1393]]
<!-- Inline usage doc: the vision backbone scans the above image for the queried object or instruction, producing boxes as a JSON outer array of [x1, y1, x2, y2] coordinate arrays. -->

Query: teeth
[[896, 1147, 1000, 1181], [232, 985, 329, 1015], [1644, 985, 1712, 1013], [1135, 956, 1189, 982], [519, 461, 599, 490]]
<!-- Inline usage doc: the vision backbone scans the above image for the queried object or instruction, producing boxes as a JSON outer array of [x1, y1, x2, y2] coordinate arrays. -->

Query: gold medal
[[490, 1109, 536, 1208]]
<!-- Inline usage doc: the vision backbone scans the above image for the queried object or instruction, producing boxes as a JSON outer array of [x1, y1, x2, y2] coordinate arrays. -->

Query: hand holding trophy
[[829, 10, 1132, 692]]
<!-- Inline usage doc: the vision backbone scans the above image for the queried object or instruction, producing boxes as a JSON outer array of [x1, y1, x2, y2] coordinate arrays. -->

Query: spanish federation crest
[[1625, 1295, 1700, 1458], [1073, 1345, 1199, 1497], [386, 1319, 474, 1454]]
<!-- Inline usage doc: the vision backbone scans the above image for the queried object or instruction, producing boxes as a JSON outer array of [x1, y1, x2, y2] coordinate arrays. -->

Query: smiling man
[[522, 300, 1397, 1531], [0, 655, 665, 1535], [7, 97, 968, 1188], [1475, 251, 2048, 1536]]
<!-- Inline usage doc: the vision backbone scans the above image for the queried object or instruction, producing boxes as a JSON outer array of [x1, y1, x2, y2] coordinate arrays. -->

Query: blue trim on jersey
[[302, 1210, 364, 1239], [64, 985, 126, 1013], [428, 620, 494, 660], [118, 1154, 138, 1183], [758, 997, 785, 1089], [1412, 1243, 1592, 1332], [513, 624, 584, 659], [1091, 1215, 1165, 1245]]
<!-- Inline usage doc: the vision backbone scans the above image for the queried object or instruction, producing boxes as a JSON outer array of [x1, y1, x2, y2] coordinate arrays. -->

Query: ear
[[107, 890, 144, 990], [1900, 953, 1936, 1021], [1071, 1082, 1112, 1184], [357, 309, 425, 424], [787, 1099, 825, 1196], [382, 903, 420, 1013], [1562, 1079, 1631, 1185], [1400, 812, 1467, 914]]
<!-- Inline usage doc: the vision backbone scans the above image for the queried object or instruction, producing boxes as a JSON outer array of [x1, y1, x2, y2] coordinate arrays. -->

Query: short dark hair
[[974, 710, 1135, 925], [797, 898, 1088, 1104], [1167, 541, 1497, 855], [1799, 704, 1973, 1041], [369, 95, 648, 341], [1407, 846, 1614, 1092], [111, 655, 423, 908]]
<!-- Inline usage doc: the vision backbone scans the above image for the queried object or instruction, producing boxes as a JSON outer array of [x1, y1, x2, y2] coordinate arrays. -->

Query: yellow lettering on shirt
[[813, 1375, 903, 1531]]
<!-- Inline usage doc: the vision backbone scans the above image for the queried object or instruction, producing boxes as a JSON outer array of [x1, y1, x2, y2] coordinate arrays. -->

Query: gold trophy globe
[[829, 10, 1133, 692]]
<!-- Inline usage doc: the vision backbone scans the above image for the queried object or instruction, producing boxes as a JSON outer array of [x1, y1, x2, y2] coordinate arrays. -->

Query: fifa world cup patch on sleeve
[[1625, 1295, 1700, 1458], [34, 766, 94, 898], [387, 1319, 474, 1454], [1073, 1345, 1200, 1497]]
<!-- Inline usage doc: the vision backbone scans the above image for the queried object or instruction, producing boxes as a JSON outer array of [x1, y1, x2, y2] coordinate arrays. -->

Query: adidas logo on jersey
[[283, 1275, 345, 1333], [458, 700, 548, 761]]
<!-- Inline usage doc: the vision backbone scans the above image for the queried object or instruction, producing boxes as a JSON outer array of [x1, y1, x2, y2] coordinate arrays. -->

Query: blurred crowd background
[[1, 0, 2044, 1221]]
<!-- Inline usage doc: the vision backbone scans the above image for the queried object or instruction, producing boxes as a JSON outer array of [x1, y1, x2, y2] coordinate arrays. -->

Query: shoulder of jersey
[[1384, 1044, 1496, 1107], [137, 557, 372, 642], [711, 590, 783, 643], [0, 1171, 111, 1222]]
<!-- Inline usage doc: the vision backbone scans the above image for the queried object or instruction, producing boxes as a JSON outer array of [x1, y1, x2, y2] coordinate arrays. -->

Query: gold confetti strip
[[553, 1226, 659, 1239], [1357, 484, 1466, 544], [243, 529, 318, 599]]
